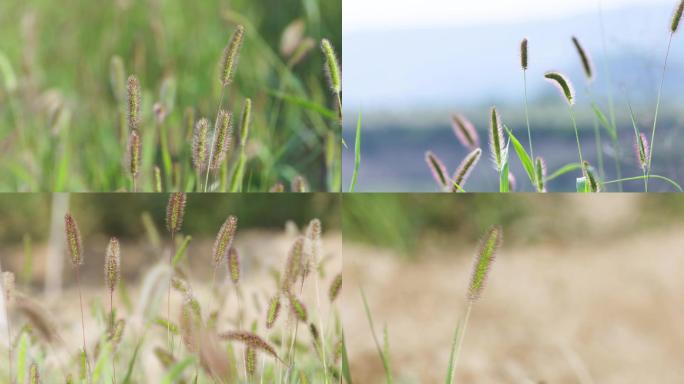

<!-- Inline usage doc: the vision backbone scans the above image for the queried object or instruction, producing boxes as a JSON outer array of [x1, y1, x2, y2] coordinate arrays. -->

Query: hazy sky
[[344, 0, 675, 31]]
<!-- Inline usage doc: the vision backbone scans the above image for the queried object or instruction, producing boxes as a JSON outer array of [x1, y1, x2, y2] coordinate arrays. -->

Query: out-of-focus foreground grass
[[0, 0, 341, 192]]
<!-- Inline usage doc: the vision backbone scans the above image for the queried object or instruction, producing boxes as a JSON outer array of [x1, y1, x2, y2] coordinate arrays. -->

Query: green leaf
[[444, 322, 462, 384], [499, 161, 509, 192], [576, 177, 589, 193], [16, 332, 29, 384], [122, 339, 143, 384], [348, 112, 362, 192], [341, 331, 353, 384], [267, 90, 337, 120], [546, 163, 583, 182], [591, 103, 617, 141], [92, 339, 111, 383], [160, 356, 195, 384], [171, 235, 192, 266], [503, 125, 535, 187], [360, 288, 393, 384]]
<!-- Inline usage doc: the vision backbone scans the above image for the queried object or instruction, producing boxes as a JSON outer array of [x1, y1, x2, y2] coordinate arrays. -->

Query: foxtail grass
[[448, 225, 502, 383], [646, 0, 683, 191], [452, 148, 482, 192], [105, 237, 120, 382], [165, 193, 186, 354], [425, 151, 449, 191], [321, 39, 342, 121], [450, 114, 480, 151], [545, 71, 586, 183], [572, 36, 608, 181], [64, 213, 90, 379], [520, 38, 535, 169]]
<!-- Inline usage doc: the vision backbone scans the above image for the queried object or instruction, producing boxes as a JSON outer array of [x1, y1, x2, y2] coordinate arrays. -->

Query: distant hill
[[343, 3, 684, 112]]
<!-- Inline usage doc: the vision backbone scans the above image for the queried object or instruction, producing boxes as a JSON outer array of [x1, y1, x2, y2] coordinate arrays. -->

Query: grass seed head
[[270, 182, 285, 192], [535, 156, 547, 192], [245, 346, 257, 377], [329, 273, 342, 303], [227, 246, 240, 285], [210, 109, 233, 171], [212, 215, 238, 266], [165, 192, 187, 235], [468, 225, 503, 302], [105, 237, 121, 293], [126, 75, 141, 130], [192, 118, 210, 174], [451, 114, 480, 150], [545, 71, 575, 106], [126, 130, 141, 180], [2, 271, 15, 303], [266, 295, 281, 329], [64, 213, 83, 266], [489, 107, 505, 171], [520, 38, 529, 70], [571, 36, 594, 82], [287, 293, 308, 322], [321, 38, 341, 94], [239, 98, 252, 147], [425, 151, 449, 190], [672, 0, 684, 33], [219, 331, 282, 363], [291, 175, 309, 192], [220, 25, 245, 87], [452, 148, 482, 192], [634, 132, 650, 171], [583, 161, 601, 192], [153, 166, 162, 192], [282, 237, 304, 293]]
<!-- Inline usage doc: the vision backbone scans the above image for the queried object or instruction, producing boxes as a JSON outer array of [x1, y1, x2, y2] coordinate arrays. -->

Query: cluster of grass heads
[[0, 194, 343, 383], [425, 0, 684, 193], [0, 0, 341, 192], [344, 225, 503, 383]]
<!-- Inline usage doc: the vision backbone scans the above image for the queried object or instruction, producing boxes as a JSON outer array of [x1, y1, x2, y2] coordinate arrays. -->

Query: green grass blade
[[171, 235, 192, 266], [499, 161, 509, 192], [92, 339, 111, 383], [160, 356, 195, 384], [341, 331, 353, 384], [603, 175, 683, 191], [348, 112, 362, 192], [360, 288, 393, 384], [16, 332, 28, 384], [267, 90, 337, 120], [545, 163, 583, 182], [591, 103, 617, 141], [444, 322, 462, 384], [576, 177, 589, 193], [122, 339, 143, 384], [503, 125, 535, 186]]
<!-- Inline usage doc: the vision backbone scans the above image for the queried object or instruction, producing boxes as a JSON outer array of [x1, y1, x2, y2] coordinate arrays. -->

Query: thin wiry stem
[[313, 268, 330, 383], [646, 33, 674, 192], [76, 267, 90, 380], [110, 290, 117, 384], [167, 234, 175, 355], [569, 106, 586, 180], [204, 88, 226, 192], [449, 303, 472, 384], [4, 290, 11, 384], [598, 0, 623, 191], [586, 86, 605, 180], [522, 70, 534, 165]]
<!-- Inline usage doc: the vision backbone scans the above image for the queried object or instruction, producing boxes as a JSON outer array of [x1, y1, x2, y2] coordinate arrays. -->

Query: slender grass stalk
[[625, 93, 649, 191], [597, 0, 623, 191], [520, 39, 535, 164], [105, 237, 120, 383], [306, 219, 330, 384], [449, 226, 502, 383], [348, 112, 362, 192], [545, 72, 586, 181], [646, 1, 681, 191], [165, 193, 186, 354], [1, 268, 14, 384], [64, 213, 90, 379]]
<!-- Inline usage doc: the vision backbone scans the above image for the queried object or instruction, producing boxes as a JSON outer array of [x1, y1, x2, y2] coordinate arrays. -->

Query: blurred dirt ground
[[342, 226, 684, 383]]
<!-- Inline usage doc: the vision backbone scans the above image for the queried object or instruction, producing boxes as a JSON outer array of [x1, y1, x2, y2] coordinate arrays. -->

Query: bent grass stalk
[[646, 0, 682, 191]]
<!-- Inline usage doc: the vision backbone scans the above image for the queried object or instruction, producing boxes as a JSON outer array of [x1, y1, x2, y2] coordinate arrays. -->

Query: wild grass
[[0, 0, 341, 192], [0, 197, 342, 383], [346, 225, 503, 383], [423, 0, 684, 192]]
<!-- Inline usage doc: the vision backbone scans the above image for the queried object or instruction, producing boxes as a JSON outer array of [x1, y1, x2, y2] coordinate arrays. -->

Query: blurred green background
[[0, 0, 341, 191], [0, 193, 340, 244], [343, 194, 684, 255]]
